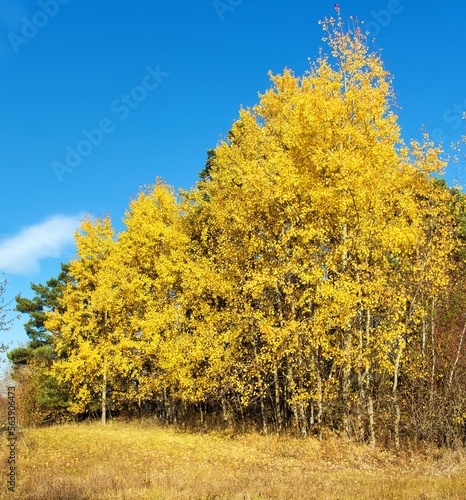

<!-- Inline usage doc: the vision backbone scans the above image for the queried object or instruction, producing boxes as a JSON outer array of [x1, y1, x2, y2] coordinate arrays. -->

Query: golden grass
[[1, 421, 466, 499]]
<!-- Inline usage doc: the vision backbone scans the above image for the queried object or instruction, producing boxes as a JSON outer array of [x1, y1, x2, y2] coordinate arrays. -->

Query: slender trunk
[[364, 309, 376, 446], [392, 347, 402, 449], [312, 351, 323, 440], [102, 310, 108, 426], [287, 363, 300, 436], [172, 400, 177, 425], [284, 363, 289, 429], [298, 401, 308, 438], [367, 391, 375, 447], [236, 392, 245, 420], [252, 339, 267, 434], [448, 318, 466, 391], [260, 392, 268, 435], [291, 403, 300, 436], [357, 313, 365, 442], [101, 366, 107, 426], [163, 387, 170, 424], [341, 222, 352, 437], [342, 334, 352, 437], [199, 402, 204, 429], [181, 402, 187, 429], [316, 369, 323, 441], [274, 365, 282, 433], [422, 318, 426, 358], [394, 398, 401, 449], [221, 396, 230, 426], [275, 282, 286, 433], [429, 298, 436, 406], [221, 397, 227, 422], [296, 332, 307, 438]]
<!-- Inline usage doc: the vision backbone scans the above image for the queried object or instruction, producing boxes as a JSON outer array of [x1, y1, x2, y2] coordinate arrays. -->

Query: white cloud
[[0, 214, 83, 275]]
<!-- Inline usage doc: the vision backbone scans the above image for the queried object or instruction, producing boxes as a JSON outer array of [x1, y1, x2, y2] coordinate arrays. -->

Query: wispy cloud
[[0, 214, 83, 275]]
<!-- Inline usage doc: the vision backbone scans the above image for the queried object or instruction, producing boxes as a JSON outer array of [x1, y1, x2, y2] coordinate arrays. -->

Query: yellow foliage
[[43, 14, 460, 444]]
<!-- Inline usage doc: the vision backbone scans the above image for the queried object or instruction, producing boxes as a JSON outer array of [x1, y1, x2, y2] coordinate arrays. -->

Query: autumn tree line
[[7, 16, 466, 448]]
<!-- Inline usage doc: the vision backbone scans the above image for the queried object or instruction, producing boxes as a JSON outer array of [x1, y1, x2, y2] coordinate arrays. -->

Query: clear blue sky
[[1, 0, 465, 352]]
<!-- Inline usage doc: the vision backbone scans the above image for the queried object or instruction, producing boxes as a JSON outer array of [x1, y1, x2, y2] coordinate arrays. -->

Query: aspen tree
[[104, 182, 191, 418], [46, 216, 116, 421], [192, 9, 455, 441], [43, 9, 458, 443]]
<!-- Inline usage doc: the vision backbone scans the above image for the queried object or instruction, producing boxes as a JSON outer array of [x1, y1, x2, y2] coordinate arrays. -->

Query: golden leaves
[[44, 16, 460, 434]]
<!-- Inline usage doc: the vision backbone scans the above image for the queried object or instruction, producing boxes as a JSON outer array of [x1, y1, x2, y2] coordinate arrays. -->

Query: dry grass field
[[1, 421, 466, 499]]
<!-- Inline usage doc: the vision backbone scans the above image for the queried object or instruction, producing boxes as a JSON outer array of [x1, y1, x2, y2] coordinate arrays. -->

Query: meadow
[[1, 421, 466, 499]]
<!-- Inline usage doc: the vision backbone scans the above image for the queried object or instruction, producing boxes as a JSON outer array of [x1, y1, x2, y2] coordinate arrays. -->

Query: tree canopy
[[10, 12, 466, 447]]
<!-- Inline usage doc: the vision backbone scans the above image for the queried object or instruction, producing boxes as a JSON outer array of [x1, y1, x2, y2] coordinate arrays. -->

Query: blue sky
[[0, 0, 465, 353]]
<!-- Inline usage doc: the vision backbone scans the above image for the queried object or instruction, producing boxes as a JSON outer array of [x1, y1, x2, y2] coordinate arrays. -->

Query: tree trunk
[[199, 402, 204, 429], [252, 339, 267, 434], [363, 309, 376, 446], [287, 363, 300, 436], [260, 392, 268, 435], [367, 392, 375, 447], [316, 370, 323, 441], [357, 314, 365, 443], [274, 365, 282, 433], [102, 310, 108, 427], [342, 334, 352, 437], [429, 298, 436, 406], [448, 318, 466, 391], [101, 367, 107, 426], [392, 347, 402, 449], [341, 222, 352, 437]]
